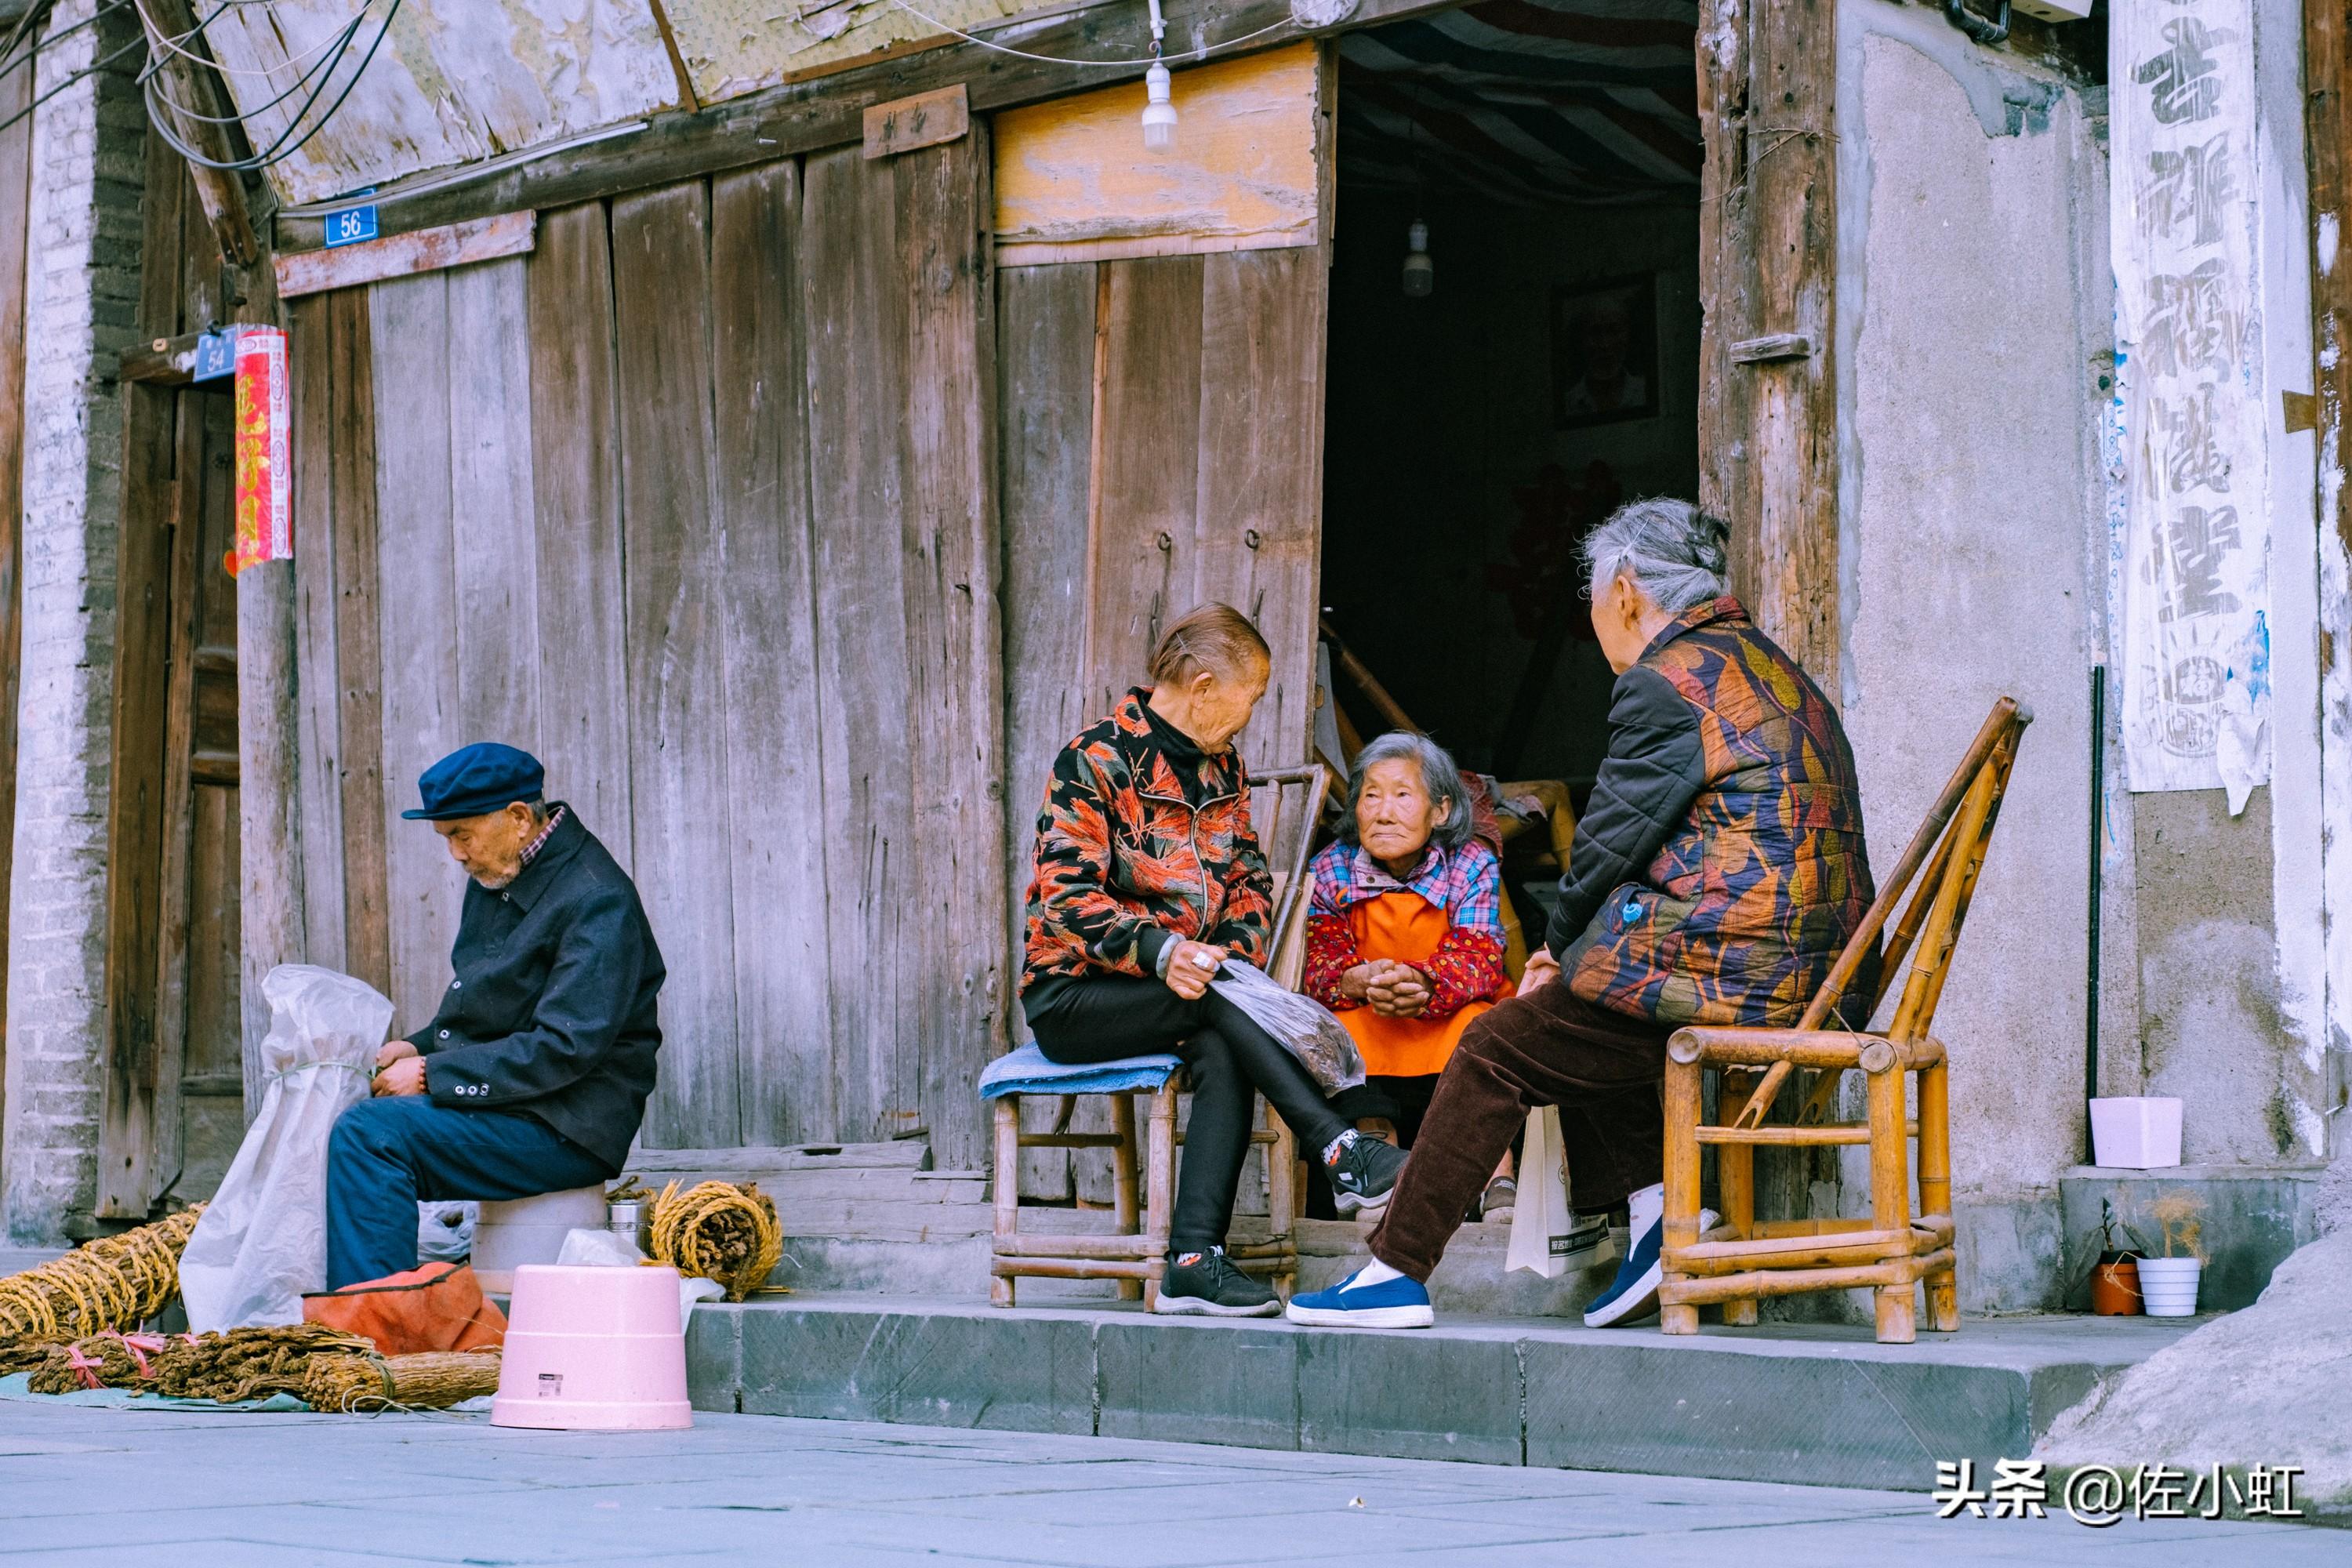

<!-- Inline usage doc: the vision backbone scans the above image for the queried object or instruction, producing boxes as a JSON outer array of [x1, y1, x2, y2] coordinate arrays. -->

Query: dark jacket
[[1549, 597, 1877, 1029], [408, 808, 666, 1171], [1021, 688, 1274, 1008]]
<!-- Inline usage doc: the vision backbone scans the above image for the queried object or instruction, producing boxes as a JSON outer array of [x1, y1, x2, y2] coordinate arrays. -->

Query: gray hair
[[1336, 731, 1474, 853], [1581, 497, 1733, 614]]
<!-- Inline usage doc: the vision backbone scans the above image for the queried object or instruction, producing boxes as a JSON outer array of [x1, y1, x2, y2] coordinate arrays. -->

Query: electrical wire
[[135, 0, 368, 79], [884, 0, 1292, 67], [0, 26, 149, 138], [140, 0, 401, 172], [141, 2, 370, 123], [1, 0, 132, 85]]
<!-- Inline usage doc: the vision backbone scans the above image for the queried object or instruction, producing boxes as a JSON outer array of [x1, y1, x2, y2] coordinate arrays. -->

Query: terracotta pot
[[2090, 1251, 2143, 1316]]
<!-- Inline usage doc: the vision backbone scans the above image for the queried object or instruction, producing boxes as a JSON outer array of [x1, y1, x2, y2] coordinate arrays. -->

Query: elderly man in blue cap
[[324, 742, 666, 1288]]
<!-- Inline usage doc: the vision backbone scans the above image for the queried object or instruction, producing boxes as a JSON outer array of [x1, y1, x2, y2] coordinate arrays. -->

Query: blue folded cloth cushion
[[978, 1043, 1181, 1099]]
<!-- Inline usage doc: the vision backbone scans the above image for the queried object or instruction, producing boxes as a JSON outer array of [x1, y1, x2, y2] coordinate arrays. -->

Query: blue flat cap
[[403, 742, 546, 821]]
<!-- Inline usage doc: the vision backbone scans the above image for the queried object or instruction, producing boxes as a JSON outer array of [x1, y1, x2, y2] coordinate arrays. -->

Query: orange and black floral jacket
[[1020, 688, 1273, 999]]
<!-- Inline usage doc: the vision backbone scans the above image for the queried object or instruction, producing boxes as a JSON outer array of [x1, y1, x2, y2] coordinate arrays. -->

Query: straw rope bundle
[[301, 1350, 503, 1413], [649, 1180, 782, 1301], [150, 1324, 376, 1403], [0, 1207, 203, 1368], [23, 1332, 169, 1395]]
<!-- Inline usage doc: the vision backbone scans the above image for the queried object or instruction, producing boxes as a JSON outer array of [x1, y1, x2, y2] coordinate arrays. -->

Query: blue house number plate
[[325, 204, 379, 248]]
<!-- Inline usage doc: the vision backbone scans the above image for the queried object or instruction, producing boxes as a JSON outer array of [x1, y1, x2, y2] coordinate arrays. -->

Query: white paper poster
[[2111, 0, 2272, 811]]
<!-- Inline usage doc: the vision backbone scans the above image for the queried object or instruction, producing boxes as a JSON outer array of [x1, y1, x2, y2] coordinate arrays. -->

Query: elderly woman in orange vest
[[1303, 731, 1519, 1214]]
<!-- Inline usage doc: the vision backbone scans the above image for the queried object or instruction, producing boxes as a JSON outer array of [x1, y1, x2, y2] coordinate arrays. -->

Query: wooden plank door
[[101, 383, 241, 1214]]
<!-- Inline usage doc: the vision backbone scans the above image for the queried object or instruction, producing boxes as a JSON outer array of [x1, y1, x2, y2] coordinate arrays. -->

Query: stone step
[[683, 1292, 2199, 1493]]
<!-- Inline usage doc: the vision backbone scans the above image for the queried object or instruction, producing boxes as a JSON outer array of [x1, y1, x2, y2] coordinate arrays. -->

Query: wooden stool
[[984, 765, 1330, 1308], [1659, 698, 2031, 1344]]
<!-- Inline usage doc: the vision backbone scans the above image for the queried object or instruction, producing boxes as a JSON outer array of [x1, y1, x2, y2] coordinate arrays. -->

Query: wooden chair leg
[[991, 1096, 1020, 1308], [1715, 1069, 1760, 1327], [1865, 1060, 1917, 1344], [1143, 1081, 1177, 1312], [1916, 1061, 1958, 1331], [1265, 1105, 1297, 1301], [1660, 1048, 1703, 1335], [1109, 1091, 1143, 1301]]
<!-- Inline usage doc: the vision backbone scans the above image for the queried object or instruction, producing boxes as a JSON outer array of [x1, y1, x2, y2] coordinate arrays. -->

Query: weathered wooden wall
[[0, 37, 29, 1152], [290, 133, 1009, 1168]]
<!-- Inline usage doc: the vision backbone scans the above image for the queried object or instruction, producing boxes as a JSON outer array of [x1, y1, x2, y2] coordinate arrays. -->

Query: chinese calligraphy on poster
[[2113, 0, 2270, 810], [229, 326, 292, 577]]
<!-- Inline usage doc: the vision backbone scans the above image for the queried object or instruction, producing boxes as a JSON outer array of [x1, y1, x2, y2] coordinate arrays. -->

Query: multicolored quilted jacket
[[1551, 597, 1878, 1028], [1021, 688, 1273, 995]]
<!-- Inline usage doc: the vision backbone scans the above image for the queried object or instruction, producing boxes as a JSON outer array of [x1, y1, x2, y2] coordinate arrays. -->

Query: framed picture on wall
[[1552, 274, 1660, 429]]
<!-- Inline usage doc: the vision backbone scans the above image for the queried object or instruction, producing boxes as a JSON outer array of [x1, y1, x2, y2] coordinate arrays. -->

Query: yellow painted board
[[993, 43, 1322, 263]]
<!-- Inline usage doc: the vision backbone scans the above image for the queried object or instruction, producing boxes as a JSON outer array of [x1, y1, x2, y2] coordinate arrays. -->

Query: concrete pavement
[[0, 1392, 2335, 1566]]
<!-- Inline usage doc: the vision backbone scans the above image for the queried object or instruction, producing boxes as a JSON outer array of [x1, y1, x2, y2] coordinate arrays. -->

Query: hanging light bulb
[[1142, 59, 1177, 152], [1401, 219, 1434, 297]]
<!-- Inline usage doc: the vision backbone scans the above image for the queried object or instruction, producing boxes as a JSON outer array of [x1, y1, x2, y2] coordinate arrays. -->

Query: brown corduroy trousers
[[1367, 979, 1674, 1282]]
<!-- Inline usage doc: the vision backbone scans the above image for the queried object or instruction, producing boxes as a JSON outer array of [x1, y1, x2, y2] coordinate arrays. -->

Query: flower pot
[[2089, 1252, 2143, 1316], [2089, 1097, 2183, 1169], [2136, 1255, 2201, 1317]]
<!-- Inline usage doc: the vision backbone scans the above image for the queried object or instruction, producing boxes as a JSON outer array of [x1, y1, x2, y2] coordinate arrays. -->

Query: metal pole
[[2085, 664, 2105, 1162]]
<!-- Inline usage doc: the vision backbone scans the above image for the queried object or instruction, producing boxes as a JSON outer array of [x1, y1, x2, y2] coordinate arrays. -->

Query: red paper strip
[[228, 326, 292, 576]]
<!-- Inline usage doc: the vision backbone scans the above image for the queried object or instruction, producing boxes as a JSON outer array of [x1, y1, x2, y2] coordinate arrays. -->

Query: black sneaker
[[1153, 1247, 1279, 1317], [1325, 1131, 1406, 1219]]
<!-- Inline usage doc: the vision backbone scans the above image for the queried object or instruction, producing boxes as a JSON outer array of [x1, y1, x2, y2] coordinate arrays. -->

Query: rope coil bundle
[[0, 1207, 203, 1370], [301, 1350, 503, 1413], [649, 1180, 782, 1302]]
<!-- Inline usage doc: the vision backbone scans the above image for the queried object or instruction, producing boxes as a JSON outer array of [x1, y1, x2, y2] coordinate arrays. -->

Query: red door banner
[[228, 325, 292, 575]]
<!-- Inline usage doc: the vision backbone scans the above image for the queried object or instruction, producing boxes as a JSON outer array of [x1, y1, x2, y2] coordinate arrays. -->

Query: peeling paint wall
[[1837, 0, 2331, 1312]]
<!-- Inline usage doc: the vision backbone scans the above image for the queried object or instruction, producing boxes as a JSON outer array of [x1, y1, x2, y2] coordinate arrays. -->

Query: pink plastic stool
[[491, 1263, 693, 1431]]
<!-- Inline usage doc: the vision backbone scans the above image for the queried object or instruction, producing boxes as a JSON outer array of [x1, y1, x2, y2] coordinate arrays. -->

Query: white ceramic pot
[[2089, 1097, 2183, 1169], [2136, 1255, 2201, 1317]]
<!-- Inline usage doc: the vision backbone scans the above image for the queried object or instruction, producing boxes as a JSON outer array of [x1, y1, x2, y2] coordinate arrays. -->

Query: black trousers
[[1025, 974, 1353, 1252]]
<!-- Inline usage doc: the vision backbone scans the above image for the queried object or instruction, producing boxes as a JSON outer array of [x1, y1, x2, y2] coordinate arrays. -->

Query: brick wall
[[2, 2, 149, 1245]]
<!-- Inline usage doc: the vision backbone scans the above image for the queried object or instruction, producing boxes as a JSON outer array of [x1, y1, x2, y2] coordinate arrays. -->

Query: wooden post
[[236, 559, 305, 1116], [1916, 1059, 1957, 1332], [1660, 1043, 1704, 1335], [136, 0, 260, 273], [1864, 1055, 1915, 1344], [1109, 1091, 1142, 1302], [1715, 1068, 1760, 1327], [991, 1097, 1020, 1306], [1144, 1081, 1177, 1311]]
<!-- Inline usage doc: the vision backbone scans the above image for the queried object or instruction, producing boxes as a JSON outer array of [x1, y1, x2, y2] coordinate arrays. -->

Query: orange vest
[[1338, 891, 1496, 1078]]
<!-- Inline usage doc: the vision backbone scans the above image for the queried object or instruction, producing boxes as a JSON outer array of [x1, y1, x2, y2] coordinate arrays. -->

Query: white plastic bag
[[1209, 958, 1365, 1094], [417, 1201, 477, 1263], [557, 1227, 725, 1323], [1506, 1107, 1575, 1278], [179, 965, 394, 1331]]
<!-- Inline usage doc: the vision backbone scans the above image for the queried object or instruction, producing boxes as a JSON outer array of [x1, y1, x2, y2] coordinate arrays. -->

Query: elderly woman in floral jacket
[[1288, 499, 1878, 1332], [1021, 604, 1404, 1319]]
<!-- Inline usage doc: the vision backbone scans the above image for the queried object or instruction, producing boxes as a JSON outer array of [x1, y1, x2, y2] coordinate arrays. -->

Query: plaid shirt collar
[[1312, 840, 1501, 936], [517, 804, 567, 873]]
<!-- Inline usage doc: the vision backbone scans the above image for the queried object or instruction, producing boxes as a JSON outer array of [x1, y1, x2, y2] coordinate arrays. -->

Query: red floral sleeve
[[1420, 928, 1512, 1019], [1305, 913, 1366, 1010]]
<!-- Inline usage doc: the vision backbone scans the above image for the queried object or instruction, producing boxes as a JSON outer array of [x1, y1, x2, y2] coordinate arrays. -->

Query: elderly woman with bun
[[1302, 731, 1527, 1219], [1021, 604, 1406, 1318], [1287, 499, 1878, 1331]]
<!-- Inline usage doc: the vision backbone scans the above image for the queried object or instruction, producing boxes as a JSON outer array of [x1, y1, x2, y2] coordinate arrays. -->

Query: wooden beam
[[121, 332, 204, 387], [273, 212, 536, 299], [863, 84, 968, 159], [138, 0, 261, 270], [274, 0, 1460, 256]]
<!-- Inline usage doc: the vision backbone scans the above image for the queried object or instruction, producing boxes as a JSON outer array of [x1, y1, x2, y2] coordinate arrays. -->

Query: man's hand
[[1365, 960, 1431, 1018], [372, 1057, 428, 1098], [376, 1039, 418, 1071], [1163, 939, 1225, 1000], [1518, 950, 1561, 997]]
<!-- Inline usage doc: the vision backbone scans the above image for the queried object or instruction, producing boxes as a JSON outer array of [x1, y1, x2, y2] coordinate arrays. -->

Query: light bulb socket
[[1142, 61, 1177, 150]]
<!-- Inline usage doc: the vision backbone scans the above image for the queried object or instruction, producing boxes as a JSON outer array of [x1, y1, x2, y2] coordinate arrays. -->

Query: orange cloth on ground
[[303, 1261, 506, 1356], [1338, 891, 1496, 1078]]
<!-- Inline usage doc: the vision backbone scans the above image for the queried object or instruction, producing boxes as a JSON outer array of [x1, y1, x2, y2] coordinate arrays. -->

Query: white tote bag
[[1505, 1106, 1577, 1278], [178, 965, 395, 1331]]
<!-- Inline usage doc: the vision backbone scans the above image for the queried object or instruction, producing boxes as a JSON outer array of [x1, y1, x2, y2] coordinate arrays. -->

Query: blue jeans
[[325, 1096, 613, 1289]]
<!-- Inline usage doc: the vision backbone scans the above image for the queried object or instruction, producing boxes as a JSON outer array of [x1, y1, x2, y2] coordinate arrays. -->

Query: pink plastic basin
[[491, 1263, 693, 1432]]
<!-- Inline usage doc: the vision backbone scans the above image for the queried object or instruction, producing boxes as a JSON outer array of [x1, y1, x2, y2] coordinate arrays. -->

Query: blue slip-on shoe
[[1581, 1204, 1717, 1328], [1284, 1265, 1435, 1329]]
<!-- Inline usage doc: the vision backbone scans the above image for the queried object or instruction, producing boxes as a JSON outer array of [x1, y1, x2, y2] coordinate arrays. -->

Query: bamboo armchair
[[1659, 698, 2031, 1345], [989, 765, 1330, 1309]]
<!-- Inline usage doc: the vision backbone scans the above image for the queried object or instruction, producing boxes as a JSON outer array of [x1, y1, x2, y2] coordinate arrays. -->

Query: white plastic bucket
[[2136, 1255, 2201, 1317], [2089, 1097, 2183, 1169], [472, 1186, 609, 1293]]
